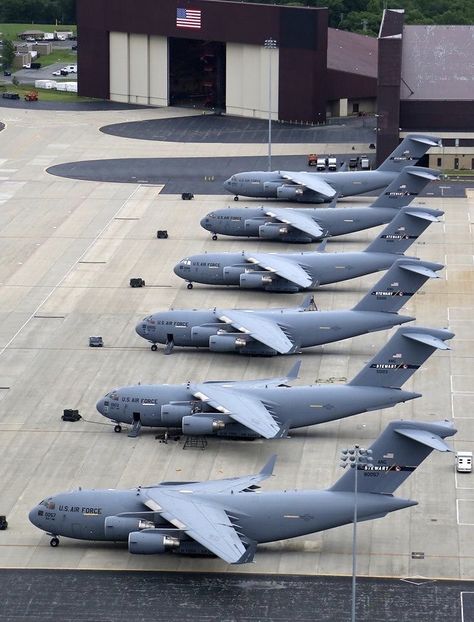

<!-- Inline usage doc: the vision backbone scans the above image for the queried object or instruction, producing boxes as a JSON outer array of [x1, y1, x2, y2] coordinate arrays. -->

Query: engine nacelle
[[105, 516, 155, 540], [244, 219, 266, 235], [161, 403, 194, 426], [276, 185, 305, 200], [259, 222, 288, 239], [239, 272, 273, 289], [182, 415, 225, 435], [191, 325, 218, 344], [128, 531, 180, 555], [223, 265, 245, 284], [209, 334, 247, 352]]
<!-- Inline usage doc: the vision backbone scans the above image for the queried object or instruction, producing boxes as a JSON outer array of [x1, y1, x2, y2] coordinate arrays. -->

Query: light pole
[[264, 37, 277, 172], [340, 445, 373, 622]]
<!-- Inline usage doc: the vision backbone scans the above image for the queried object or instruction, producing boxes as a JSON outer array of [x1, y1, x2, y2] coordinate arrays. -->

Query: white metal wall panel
[[109, 32, 129, 103], [226, 43, 278, 120], [129, 34, 148, 105], [149, 36, 168, 106]]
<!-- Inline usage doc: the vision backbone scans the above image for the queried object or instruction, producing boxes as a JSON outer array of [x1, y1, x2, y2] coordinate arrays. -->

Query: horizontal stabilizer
[[395, 426, 453, 452], [399, 262, 441, 279], [405, 209, 441, 222], [405, 331, 452, 350]]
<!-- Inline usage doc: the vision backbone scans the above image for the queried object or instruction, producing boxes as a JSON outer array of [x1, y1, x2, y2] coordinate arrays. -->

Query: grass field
[[0, 82, 96, 103], [0, 23, 76, 39], [34, 48, 77, 68]]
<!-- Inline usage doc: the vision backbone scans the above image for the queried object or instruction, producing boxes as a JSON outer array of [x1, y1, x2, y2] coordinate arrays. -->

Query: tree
[[2, 39, 15, 70]]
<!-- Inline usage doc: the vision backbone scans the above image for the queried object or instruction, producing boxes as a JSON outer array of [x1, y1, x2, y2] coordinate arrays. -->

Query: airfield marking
[[0, 184, 144, 359], [461, 591, 474, 622]]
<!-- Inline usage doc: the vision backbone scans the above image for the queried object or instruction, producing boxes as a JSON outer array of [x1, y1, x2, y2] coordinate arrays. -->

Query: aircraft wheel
[[212, 234, 217, 241], [187, 282, 193, 290], [233, 196, 239, 201], [114, 424, 122, 433], [50, 537, 59, 547], [151, 344, 158, 352]]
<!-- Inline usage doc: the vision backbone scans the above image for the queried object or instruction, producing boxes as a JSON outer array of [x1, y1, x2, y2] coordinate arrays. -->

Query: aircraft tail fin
[[369, 166, 439, 209], [376, 135, 441, 173], [352, 258, 443, 314], [349, 326, 454, 388], [330, 419, 456, 494], [286, 360, 302, 382], [364, 206, 443, 254]]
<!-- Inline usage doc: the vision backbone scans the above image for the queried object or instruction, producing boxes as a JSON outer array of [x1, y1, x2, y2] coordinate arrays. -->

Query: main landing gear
[[114, 424, 122, 433], [187, 282, 193, 290], [151, 344, 158, 351], [233, 196, 239, 201], [50, 536, 59, 547]]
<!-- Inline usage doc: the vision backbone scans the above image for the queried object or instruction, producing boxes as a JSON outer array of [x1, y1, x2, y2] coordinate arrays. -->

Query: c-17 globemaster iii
[[29, 419, 456, 564], [97, 326, 453, 439], [224, 134, 441, 203], [176, 205, 442, 293], [202, 166, 439, 243], [137, 258, 443, 355]]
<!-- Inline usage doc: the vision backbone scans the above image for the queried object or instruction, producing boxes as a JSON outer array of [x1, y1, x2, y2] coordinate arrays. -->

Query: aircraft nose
[[28, 506, 41, 528], [200, 216, 211, 230], [135, 321, 145, 338], [96, 397, 105, 414], [223, 178, 231, 190]]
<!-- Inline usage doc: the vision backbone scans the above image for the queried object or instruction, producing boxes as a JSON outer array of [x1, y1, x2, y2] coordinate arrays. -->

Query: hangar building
[[77, 0, 377, 124]]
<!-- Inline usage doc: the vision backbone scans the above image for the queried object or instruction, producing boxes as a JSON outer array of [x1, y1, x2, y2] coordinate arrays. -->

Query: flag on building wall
[[176, 8, 202, 29]]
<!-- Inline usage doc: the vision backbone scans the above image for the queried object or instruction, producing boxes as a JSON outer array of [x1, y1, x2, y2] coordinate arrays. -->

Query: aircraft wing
[[243, 251, 313, 289], [191, 383, 281, 438], [265, 207, 325, 239], [216, 309, 294, 354], [143, 489, 249, 564], [280, 170, 337, 198]]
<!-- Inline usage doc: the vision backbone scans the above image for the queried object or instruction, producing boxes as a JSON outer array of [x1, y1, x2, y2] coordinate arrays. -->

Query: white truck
[[327, 156, 337, 171]]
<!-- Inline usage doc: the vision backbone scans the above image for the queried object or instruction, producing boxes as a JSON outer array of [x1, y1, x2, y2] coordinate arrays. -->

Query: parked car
[[3, 70, 11, 76], [52, 69, 61, 76]]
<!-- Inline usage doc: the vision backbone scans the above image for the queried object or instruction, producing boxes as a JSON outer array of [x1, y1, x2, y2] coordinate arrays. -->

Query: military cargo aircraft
[[202, 166, 439, 243], [224, 134, 441, 203], [29, 419, 455, 564], [137, 258, 443, 355], [98, 326, 453, 438], [175, 206, 443, 292]]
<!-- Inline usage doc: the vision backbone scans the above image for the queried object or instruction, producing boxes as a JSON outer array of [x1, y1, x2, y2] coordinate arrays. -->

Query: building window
[[471, 158, 474, 170], [454, 158, 459, 170], [437, 157, 442, 167], [352, 103, 359, 113]]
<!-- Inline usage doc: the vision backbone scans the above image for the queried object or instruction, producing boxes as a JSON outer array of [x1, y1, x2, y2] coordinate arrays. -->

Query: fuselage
[[224, 170, 399, 203], [201, 205, 399, 242], [174, 250, 413, 291], [136, 308, 412, 355], [29, 488, 415, 547], [96, 383, 419, 435]]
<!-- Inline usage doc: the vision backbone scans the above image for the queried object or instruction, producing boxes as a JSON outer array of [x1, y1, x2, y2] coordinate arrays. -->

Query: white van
[[456, 451, 473, 473]]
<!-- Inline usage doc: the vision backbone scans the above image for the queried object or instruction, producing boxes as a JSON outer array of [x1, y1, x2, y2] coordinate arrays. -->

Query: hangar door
[[109, 32, 168, 106], [169, 38, 225, 110]]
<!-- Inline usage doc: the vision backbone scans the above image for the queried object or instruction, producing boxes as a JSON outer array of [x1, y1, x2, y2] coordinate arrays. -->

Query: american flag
[[176, 7, 202, 29]]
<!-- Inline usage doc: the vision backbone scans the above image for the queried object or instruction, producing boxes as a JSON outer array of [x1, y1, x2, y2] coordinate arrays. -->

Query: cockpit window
[[181, 258, 191, 266], [40, 498, 55, 509]]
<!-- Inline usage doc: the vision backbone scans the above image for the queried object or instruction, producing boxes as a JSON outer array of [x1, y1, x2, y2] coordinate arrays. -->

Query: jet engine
[[182, 415, 225, 435], [258, 222, 288, 239], [276, 185, 305, 200], [161, 403, 195, 426], [105, 516, 155, 540], [209, 334, 247, 352], [128, 531, 180, 554], [239, 272, 273, 289], [223, 266, 245, 284]]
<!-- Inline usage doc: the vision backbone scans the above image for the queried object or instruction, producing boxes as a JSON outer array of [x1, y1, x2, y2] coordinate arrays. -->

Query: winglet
[[298, 294, 317, 311], [286, 360, 301, 381], [327, 192, 339, 208], [235, 540, 258, 564], [260, 454, 277, 477], [317, 238, 328, 252], [274, 422, 291, 439]]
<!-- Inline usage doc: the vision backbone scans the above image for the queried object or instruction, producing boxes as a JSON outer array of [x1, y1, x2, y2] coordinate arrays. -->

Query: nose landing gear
[[50, 536, 60, 547], [187, 282, 193, 290], [212, 234, 218, 241], [233, 196, 239, 201], [114, 424, 122, 433], [151, 344, 158, 352]]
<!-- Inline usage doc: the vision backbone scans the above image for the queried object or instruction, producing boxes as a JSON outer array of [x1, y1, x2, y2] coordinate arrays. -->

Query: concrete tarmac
[[0, 105, 473, 588]]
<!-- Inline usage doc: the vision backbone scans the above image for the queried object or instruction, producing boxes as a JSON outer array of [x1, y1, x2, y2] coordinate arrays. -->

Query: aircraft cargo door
[[169, 38, 225, 111]]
